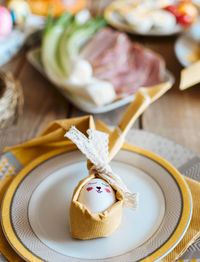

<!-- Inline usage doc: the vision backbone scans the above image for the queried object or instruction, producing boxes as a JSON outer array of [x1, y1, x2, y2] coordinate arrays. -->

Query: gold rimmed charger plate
[[1, 144, 192, 262]]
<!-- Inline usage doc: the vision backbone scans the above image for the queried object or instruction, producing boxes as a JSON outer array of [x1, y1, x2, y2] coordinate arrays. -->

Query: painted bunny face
[[78, 178, 116, 213]]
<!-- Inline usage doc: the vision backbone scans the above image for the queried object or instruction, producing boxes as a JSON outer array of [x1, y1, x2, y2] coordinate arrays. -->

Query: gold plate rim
[[1, 144, 192, 262]]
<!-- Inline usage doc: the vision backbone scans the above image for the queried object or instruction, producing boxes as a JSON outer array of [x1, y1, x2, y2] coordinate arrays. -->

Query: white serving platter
[[27, 48, 174, 114]]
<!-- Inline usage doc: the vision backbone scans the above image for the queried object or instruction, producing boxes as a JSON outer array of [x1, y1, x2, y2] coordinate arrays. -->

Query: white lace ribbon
[[65, 126, 139, 210]]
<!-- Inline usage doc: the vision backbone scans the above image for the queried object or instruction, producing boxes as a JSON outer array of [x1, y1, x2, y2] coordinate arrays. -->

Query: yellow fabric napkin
[[162, 177, 200, 262], [0, 117, 199, 262], [180, 60, 200, 90]]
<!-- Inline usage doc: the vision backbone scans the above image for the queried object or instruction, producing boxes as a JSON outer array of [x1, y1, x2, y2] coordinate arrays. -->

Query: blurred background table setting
[[0, 0, 200, 261]]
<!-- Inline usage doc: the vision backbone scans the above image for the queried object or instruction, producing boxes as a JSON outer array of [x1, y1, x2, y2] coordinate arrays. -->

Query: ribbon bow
[[65, 126, 139, 210]]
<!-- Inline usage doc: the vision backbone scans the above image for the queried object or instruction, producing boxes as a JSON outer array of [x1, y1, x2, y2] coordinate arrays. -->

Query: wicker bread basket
[[0, 70, 23, 129]]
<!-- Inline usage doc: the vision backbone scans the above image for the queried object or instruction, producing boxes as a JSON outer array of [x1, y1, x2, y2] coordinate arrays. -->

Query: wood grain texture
[[1, 52, 24, 76], [143, 86, 200, 155], [141, 37, 200, 155], [0, 60, 68, 153]]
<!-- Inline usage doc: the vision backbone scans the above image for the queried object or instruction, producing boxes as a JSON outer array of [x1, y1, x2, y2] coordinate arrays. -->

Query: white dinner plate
[[27, 49, 174, 114], [175, 18, 200, 67], [175, 35, 200, 67], [1, 145, 192, 262]]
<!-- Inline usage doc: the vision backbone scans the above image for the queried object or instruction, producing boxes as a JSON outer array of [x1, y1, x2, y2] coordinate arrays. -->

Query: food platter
[[104, 7, 184, 36], [104, 0, 198, 37], [27, 48, 174, 114], [1, 144, 192, 262]]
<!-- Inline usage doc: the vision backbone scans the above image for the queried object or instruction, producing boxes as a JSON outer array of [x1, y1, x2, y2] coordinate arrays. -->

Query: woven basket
[[0, 70, 23, 129]]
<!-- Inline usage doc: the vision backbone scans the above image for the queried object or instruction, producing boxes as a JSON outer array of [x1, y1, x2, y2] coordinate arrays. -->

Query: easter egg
[[0, 6, 13, 38], [125, 10, 153, 34], [8, 0, 30, 26], [78, 178, 116, 214], [151, 10, 176, 32]]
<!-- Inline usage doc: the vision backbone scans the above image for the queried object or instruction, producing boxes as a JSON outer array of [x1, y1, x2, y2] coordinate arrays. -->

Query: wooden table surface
[[0, 18, 200, 156]]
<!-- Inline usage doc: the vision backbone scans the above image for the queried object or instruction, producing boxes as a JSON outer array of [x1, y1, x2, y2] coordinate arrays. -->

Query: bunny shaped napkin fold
[[0, 117, 199, 262]]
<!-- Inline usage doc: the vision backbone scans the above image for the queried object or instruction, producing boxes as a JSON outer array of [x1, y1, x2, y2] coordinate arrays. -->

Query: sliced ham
[[142, 50, 165, 87], [80, 28, 121, 62], [80, 27, 165, 97]]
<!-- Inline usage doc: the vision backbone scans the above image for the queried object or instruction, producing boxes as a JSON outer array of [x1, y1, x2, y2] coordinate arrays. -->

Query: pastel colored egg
[[125, 10, 153, 33], [7, 0, 30, 26], [78, 178, 116, 214], [0, 6, 13, 38], [178, 2, 198, 19], [151, 10, 176, 32]]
